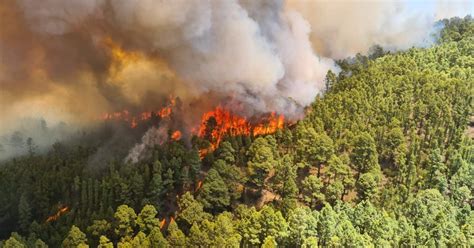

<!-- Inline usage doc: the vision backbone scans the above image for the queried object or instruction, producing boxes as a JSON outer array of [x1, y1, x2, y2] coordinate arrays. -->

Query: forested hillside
[[0, 16, 472, 247]]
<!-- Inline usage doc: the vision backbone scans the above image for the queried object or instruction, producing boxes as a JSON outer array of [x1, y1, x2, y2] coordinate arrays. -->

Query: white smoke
[[286, 0, 473, 59], [4, 0, 473, 124], [125, 126, 168, 164], [18, 0, 103, 35], [13, 0, 336, 117]]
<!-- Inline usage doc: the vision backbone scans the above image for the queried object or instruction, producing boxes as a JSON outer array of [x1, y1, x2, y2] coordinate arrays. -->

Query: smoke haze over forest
[[0, 0, 473, 159]]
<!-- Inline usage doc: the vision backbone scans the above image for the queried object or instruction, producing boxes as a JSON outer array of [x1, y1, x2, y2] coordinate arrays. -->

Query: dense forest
[[0, 16, 472, 247]]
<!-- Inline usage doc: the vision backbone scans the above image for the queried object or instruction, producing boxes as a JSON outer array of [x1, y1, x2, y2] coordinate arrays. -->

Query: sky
[[407, 0, 473, 18]]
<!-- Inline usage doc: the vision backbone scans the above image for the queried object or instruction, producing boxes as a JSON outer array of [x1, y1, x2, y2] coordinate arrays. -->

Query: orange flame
[[195, 180, 203, 192], [197, 107, 250, 153], [159, 218, 166, 229], [252, 112, 284, 136], [131, 118, 138, 128], [100, 96, 176, 128], [103, 37, 140, 70], [46, 206, 69, 223], [197, 107, 285, 157], [101, 103, 285, 157], [198, 147, 213, 159], [159, 107, 172, 118], [171, 130, 182, 140]]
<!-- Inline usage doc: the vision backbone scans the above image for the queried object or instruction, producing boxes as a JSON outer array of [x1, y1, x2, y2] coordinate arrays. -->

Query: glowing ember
[[197, 107, 285, 157], [46, 205, 69, 223], [171, 130, 182, 140]]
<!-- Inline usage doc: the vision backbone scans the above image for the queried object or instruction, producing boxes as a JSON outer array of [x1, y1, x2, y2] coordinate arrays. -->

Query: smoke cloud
[[289, 0, 474, 59], [0, 0, 472, 159], [125, 125, 169, 164]]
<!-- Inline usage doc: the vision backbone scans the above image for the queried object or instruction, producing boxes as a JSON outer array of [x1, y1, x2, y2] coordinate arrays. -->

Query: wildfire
[[252, 112, 285, 136], [104, 37, 139, 63], [101, 102, 285, 157], [197, 107, 285, 156], [102, 36, 141, 81], [160, 218, 166, 229], [100, 96, 176, 128], [46, 205, 69, 223], [170, 216, 175, 224], [195, 180, 203, 192], [171, 130, 182, 140], [198, 107, 250, 150]]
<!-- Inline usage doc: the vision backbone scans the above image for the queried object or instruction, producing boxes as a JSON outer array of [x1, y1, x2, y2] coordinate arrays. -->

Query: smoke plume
[[125, 125, 169, 164], [286, 0, 472, 59], [0, 0, 472, 159]]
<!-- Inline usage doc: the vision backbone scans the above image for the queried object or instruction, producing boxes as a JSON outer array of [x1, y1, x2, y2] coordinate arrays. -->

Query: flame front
[[101, 102, 285, 157], [198, 107, 251, 150], [101, 96, 176, 128], [197, 107, 285, 157], [252, 112, 285, 136]]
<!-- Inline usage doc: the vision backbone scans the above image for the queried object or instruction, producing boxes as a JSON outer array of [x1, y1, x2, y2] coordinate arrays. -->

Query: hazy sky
[[406, 0, 473, 18]]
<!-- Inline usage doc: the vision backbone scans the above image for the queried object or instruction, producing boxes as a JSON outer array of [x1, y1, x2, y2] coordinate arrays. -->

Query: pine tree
[[62, 225, 88, 248], [4, 235, 26, 248], [114, 205, 137, 240], [351, 132, 379, 177], [148, 227, 169, 248], [166, 222, 186, 247], [301, 175, 325, 208], [247, 137, 276, 188], [187, 149, 201, 183], [137, 205, 160, 234], [259, 206, 288, 244], [177, 192, 210, 227], [97, 236, 113, 248], [18, 194, 31, 233], [197, 169, 230, 211]]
